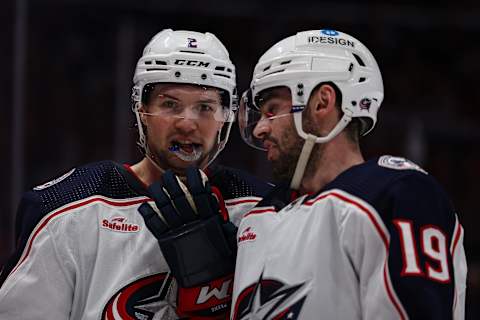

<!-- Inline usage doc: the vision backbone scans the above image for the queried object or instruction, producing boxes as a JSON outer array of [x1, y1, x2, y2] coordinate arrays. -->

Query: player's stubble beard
[[270, 113, 323, 183]]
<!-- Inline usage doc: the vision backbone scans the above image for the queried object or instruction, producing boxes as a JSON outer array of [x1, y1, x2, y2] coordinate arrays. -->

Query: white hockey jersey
[[231, 156, 467, 320], [0, 161, 270, 319]]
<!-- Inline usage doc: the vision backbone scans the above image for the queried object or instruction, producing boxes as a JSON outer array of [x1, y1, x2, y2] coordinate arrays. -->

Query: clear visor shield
[[139, 92, 234, 124], [239, 89, 266, 151], [133, 85, 235, 166], [239, 88, 300, 151]]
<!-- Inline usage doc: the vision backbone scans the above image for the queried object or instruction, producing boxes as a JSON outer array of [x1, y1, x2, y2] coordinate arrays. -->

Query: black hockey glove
[[138, 166, 237, 288]]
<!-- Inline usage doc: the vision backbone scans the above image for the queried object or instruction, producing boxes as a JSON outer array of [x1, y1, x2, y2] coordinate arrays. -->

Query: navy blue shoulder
[[16, 160, 145, 235], [207, 165, 273, 201], [319, 156, 438, 202], [318, 156, 455, 229], [320, 156, 459, 318], [30, 160, 144, 213]]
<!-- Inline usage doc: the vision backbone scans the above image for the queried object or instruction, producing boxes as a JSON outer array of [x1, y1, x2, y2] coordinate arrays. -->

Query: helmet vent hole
[[265, 69, 285, 76], [146, 68, 168, 71], [263, 65, 271, 72], [227, 68, 233, 72], [201, 74, 207, 80], [155, 60, 167, 65], [179, 50, 204, 54], [175, 71, 181, 77], [352, 53, 366, 67], [280, 60, 291, 65], [215, 66, 225, 71], [213, 73, 231, 79], [145, 60, 152, 65], [359, 77, 366, 83]]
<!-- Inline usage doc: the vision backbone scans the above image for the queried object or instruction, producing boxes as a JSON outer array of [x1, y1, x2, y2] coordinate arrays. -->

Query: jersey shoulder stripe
[[0, 161, 144, 287], [7, 195, 150, 282], [303, 189, 408, 319]]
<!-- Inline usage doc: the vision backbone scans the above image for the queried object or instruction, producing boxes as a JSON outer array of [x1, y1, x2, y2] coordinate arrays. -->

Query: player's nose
[[174, 116, 198, 134], [253, 119, 271, 139]]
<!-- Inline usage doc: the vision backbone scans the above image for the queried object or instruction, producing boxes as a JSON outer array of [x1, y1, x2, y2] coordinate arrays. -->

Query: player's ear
[[139, 104, 148, 126], [311, 84, 336, 112]]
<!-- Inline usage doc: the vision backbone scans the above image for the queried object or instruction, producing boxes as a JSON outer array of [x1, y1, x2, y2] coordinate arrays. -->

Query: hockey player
[[233, 29, 467, 319], [0, 29, 270, 319]]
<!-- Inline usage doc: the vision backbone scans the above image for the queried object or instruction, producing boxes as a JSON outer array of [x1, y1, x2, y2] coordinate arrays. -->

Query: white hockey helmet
[[131, 29, 237, 167], [239, 29, 384, 188]]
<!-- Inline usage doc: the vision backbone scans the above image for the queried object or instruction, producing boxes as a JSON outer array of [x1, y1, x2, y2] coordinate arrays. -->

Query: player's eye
[[160, 100, 180, 111], [198, 103, 215, 113]]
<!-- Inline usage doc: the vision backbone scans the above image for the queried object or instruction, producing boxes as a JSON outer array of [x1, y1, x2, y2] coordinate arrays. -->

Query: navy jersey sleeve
[[386, 172, 466, 319], [0, 191, 43, 287], [0, 190, 75, 319]]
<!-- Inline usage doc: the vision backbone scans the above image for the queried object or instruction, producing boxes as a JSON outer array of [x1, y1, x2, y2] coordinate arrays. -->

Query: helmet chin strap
[[290, 134, 316, 190], [134, 102, 147, 150], [289, 111, 352, 190], [145, 145, 167, 175], [204, 117, 233, 169]]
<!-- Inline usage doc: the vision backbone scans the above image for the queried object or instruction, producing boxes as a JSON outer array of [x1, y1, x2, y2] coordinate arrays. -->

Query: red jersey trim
[[8, 196, 150, 280], [244, 207, 276, 218], [304, 190, 408, 320], [450, 217, 462, 256], [225, 197, 262, 206], [450, 216, 464, 315], [123, 164, 148, 189]]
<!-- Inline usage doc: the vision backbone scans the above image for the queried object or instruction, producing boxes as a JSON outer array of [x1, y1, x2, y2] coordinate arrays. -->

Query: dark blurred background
[[1, 0, 479, 317]]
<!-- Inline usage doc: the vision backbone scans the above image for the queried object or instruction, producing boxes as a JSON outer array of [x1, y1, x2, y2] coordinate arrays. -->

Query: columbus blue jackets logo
[[359, 97, 372, 111], [378, 155, 428, 174], [232, 274, 307, 320], [33, 168, 75, 190], [102, 273, 174, 319]]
